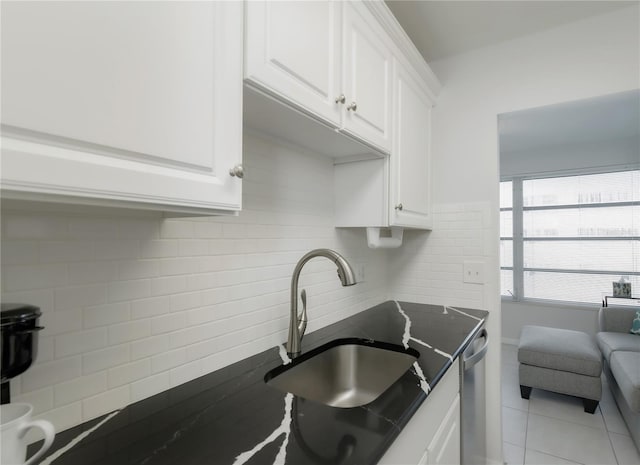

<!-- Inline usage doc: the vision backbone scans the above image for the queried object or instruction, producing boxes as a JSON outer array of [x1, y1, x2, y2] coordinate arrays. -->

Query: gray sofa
[[596, 305, 640, 449]]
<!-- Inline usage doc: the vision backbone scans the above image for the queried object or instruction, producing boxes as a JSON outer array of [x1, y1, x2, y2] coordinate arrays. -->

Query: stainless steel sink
[[265, 338, 419, 408]]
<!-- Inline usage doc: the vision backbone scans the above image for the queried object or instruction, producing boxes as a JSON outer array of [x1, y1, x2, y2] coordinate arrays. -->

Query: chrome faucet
[[287, 249, 357, 357]]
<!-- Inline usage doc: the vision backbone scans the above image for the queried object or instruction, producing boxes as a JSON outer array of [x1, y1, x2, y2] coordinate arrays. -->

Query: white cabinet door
[[427, 394, 461, 465], [389, 59, 434, 228], [378, 359, 460, 465], [1, 1, 243, 215], [341, 2, 392, 153], [244, 1, 342, 126]]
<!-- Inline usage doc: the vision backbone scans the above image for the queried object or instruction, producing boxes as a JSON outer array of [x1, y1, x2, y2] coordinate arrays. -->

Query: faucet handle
[[298, 289, 308, 338]]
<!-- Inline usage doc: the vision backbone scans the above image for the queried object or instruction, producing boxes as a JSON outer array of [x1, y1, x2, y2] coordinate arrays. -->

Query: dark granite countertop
[[33, 301, 488, 465]]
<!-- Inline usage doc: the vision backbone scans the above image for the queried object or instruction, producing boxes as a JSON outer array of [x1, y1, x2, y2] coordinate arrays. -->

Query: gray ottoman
[[518, 325, 602, 413]]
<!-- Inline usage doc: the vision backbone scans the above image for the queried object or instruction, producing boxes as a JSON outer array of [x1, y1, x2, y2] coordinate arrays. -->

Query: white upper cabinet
[[244, 1, 342, 126], [244, 0, 392, 154], [341, 2, 392, 152], [389, 58, 434, 229], [334, 57, 435, 232], [1, 1, 243, 215]]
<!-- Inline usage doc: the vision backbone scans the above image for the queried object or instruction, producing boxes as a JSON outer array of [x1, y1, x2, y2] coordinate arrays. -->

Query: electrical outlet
[[463, 261, 484, 284], [355, 263, 366, 282]]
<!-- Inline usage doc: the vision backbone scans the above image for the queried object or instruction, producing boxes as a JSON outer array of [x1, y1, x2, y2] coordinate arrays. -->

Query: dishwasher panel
[[460, 327, 488, 465]]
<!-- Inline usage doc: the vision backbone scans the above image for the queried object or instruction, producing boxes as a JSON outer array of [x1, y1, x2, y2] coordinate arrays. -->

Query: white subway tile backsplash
[[94, 240, 140, 260], [13, 387, 54, 416], [390, 202, 490, 310], [82, 345, 130, 374], [107, 359, 151, 388], [151, 313, 186, 335], [107, 320, 151, 345], [160, 220, 194, 239], [40, 241, 94, 263], [33, 403, 82, 442], [2, 289, 54, 312], [54, 372, 107, 407], [41, 309, 83, 336], [130, 372, 170, 403], [222, 223, 246, 239], [208, 239, 239, 255], [84, 303, 130, 328], [185, 338, 219, 363], [55, 329, 107, 358], [193, 222, 223, 239], [3, 263, 68, 291], [20, 357, 82, 393], [82, 387, 129, 421], [130, 296, 171, 320], [130, 335, 170, 361], [167, 322, 215, 350], [117, 219, 159, 239], [150, 276, 187, 296], [185, 272, 217, 292], [68, 262, 118, 285], [178, 240, 209, 257], [35, 336, 54, 364], [4, 216, 68, 239], [186, 306, 219, 326], [151, 348, 186, 374], [1, 241, 39, 265], [54, 284, 108, 311], [199, 288, 228, 306], [68, 219, 118, 239], [0, 133, 390, 437], [140, 240, 178, 259], [170, 292, 202, 312], [117, 260, 160, 280], [107, 279, 151, 302], [169, 360, 202, 388], [158, 257, 201, 276]]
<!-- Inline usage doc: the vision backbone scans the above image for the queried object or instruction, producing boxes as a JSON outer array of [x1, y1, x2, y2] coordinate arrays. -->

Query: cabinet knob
[[229, 164, 244, 179], [395, 203, 403, 211], [346, 101, 358, 112], [335, 94, 346, 104]]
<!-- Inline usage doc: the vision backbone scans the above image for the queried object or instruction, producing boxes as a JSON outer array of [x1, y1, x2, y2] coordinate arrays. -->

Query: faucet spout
[[287, 249, 357, 358]]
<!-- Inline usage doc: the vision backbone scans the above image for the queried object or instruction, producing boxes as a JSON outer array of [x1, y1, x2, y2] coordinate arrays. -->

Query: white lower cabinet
[[1, 1, 243, 215], [426, 395, 461, 465], [378, 359, 460, 465]]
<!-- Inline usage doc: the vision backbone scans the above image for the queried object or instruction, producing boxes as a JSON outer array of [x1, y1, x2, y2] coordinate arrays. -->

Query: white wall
[[0, 132, 389, 437], [390, 4, 640, 464]]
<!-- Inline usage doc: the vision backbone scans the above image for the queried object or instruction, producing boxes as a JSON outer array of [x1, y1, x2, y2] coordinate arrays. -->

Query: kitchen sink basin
[[265, 338, 419, 408]]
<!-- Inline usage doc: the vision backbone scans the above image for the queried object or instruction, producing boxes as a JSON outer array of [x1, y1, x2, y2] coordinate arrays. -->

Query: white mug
[[1, 403, 55, 465]]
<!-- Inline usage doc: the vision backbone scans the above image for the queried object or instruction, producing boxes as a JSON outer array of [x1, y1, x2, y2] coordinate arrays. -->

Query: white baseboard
[[487, 458, 505, 465], [501, 337, 519, 346]]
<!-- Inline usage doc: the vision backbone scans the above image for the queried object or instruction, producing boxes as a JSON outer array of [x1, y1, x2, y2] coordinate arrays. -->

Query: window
[[500, 181, 513, 297], [500, 170, 640, 304]]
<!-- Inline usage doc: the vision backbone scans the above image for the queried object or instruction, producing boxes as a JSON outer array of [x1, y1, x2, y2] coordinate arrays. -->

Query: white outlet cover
[[463, 261, 484, 284]]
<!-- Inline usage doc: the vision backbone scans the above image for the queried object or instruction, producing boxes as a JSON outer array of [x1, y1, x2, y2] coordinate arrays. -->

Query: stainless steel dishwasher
[[460, 326, 489, 465]]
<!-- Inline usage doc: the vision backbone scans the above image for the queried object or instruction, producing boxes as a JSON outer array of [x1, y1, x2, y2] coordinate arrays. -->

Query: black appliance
[[1, 303, 44, 404]]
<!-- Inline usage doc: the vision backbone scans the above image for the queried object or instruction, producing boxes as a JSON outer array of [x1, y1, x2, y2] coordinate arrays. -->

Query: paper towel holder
[[366, 227, 403, 249]]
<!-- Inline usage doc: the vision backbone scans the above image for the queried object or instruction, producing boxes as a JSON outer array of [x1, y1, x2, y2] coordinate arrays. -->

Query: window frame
[[500, 170, 640, 305]]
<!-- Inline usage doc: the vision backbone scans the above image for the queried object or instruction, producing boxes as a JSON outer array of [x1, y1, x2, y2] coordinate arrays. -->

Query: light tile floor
[[502, 343, 640, 465]]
